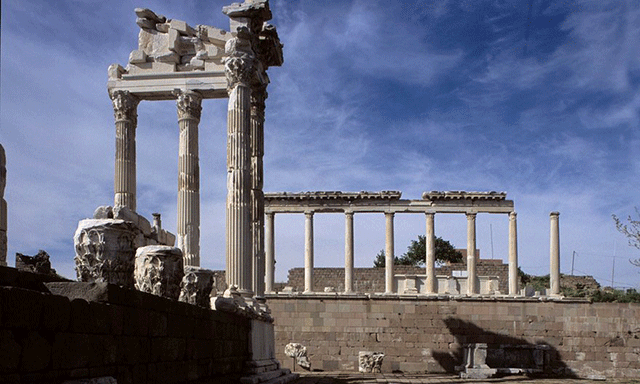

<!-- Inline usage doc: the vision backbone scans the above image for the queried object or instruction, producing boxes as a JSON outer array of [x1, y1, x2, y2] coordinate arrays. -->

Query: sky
[[1, 0, 639, 289]]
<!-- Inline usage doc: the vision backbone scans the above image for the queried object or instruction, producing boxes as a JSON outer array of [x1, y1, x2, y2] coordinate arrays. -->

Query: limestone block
[[199, 25, 229, 45], [284, 343, 311, 370], [74, 219, 140, 288], [134, 245, 183, 299], [189, 57, 205, 69], [204, 60, 224, 72], [93, 206, 113, 220], [112, 205, 152, 236], [358, 351, 384, 373], [136, 17, 157, 30], [129, 49, 147, 64], [134, 8, 165, 23], [107, 64, 125, 80], [169, 19, 196, 36], [168, 28, 181, 53], [178, 266, 214, 307]]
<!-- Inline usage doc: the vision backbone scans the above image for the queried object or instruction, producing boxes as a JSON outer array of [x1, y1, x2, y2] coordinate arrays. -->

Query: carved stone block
[[284, 343, 310, 370], [134, 245, 183, 299], [74, 219, 140, 288], [178, 266, 214, 307], [358, 351, 384, 373]]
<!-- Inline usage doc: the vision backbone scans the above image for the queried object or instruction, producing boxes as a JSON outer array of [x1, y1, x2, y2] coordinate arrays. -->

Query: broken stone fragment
[[135, 245, 183, 299], [107, 64, 125, 80], [358, 351, 384, 373], [284, 343, 311, 370], [93, 206, 113, 219], [169, 19, 196, 36], [128, 49, 147, 64], [178, 266, 214, 307], [134, 8, 166, 23], [136, 17, 157, 30]]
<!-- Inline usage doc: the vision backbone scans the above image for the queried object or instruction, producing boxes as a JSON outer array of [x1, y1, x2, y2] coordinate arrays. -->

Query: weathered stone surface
[[93, 206, 113, 220], [358, 351, 384, 373], [284, 343, 310, 370], [134, 245, 183, 300], [178, 266, 213, 307], [15, 250, 57, 276], [74, 219, 139, 288], [62, 377, 118, 384]]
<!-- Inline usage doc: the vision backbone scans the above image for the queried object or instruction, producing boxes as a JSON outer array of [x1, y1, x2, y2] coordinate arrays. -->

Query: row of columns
[[264, 210, 522, 295], [111, 90, 204, 268], [264, 211, 563, 296]]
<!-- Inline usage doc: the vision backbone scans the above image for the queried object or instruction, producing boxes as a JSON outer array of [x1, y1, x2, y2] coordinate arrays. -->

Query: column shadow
[[431, 317, 577, 378]]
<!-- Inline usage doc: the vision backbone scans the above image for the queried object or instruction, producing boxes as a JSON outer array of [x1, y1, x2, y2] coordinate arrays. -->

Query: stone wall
[[0, 265, 250, 384], [286, 260, 509, 294], [268, 295, 640, 379]]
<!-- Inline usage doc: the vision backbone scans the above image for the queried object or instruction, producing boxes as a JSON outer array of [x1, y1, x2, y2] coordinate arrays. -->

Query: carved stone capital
[[111, 90, 140, 125], [134, 245, 184, 300], [178, 266, 214, 307], [224, 28, 255, 90], [175, 90, 202, 122]]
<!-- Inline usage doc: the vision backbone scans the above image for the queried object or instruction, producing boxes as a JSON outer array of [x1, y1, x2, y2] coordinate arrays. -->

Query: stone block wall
[[286, 261, 509, 294], [0, 265, 250, 384], [268, 295, 640, 379]]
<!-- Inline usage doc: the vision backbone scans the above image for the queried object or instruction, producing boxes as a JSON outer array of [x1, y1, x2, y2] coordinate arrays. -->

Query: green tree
[[612, 207, 640, 268], [373, 235, 463, 267]]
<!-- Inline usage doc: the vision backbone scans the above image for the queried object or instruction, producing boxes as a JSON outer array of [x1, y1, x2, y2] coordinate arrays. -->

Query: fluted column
[[466, 213, 477, 295], [385, 212, 395, 294], [304, 211, 314, 293], [425, 212, 436, 294], [111, 90, 140, 211], [344, 211, 354, 293], [550, 211, 560, 296], [265, 212, 275, 294], [251, 86, 267, 297], [508, 212, 519, 295], [224, 30, 255, 296], [176, 90, 202, 267]]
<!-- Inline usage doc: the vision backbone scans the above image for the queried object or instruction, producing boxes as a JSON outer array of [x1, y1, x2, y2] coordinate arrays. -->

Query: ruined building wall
[[286, 261, 509, 294], [0, 266, 250, 384], [269, 296, 640, 379]]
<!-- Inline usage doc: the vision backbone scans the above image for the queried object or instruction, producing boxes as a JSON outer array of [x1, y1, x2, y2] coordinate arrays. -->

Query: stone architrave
[[284, 343, 311, 370], [110, 90, 140, 212], [358, 351, 384, 373], [74, 219, 140, 288], [179, 266, 215, 307], [0, 144, 6, 266], [134, 245, 184, 299], [175, 90, 203, 267]]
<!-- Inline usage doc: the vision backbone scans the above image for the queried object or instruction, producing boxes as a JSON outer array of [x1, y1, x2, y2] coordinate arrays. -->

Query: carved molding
[[111, 91, 140, 125], [175, 90, 203, 121]]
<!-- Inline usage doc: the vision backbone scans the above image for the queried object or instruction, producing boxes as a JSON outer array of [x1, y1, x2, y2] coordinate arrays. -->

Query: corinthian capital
[[111, 91, 140, 124], [175, 90, 202, 121], [224, 27, 255, 90]]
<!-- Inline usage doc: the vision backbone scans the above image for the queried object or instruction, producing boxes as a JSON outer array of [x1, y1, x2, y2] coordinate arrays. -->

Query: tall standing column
[[0, 144, 6, 267], [250, 86, 267, 297], [265, 212, 275, 294], [550, 211, 560, 296], [385, 212, 395, 294], [466, 213, 477, 295], [304, 211, 314, 293], [176, 90, 202, 267], [224, 29, 255, 296], [425, 212, 436, 294], [111, 90, 140, 211], [508, 212, 519, 295], [344, 211, 354, 293]]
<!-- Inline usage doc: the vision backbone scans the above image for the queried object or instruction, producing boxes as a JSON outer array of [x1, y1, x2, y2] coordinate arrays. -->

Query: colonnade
[[264, 209, 526, 296]]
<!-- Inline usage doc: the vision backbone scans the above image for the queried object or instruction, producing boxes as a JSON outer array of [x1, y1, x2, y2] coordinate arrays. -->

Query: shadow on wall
[[431, 317, 577, 378]]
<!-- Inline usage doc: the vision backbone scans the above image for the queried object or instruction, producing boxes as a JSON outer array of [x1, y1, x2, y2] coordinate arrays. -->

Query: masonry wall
[[0, 266, 250, 384], [268, 295, 640, 378], [286, 260, 509, 294]]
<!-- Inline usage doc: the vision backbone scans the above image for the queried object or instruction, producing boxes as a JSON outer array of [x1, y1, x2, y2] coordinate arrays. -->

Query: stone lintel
[[108, 71, 227, 101], [422, 190, 507, 201], [265, 191, 514, 215]]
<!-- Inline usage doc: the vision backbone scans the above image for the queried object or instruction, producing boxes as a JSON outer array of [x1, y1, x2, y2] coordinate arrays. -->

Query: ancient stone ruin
[[0, 144, 6, 267]]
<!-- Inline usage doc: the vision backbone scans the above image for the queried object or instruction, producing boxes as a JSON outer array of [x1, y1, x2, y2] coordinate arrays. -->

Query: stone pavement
[[291, 372, 640, 384]]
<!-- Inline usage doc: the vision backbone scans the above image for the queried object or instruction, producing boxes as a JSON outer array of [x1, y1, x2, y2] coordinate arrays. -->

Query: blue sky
[[1, 0, 639, 289]]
